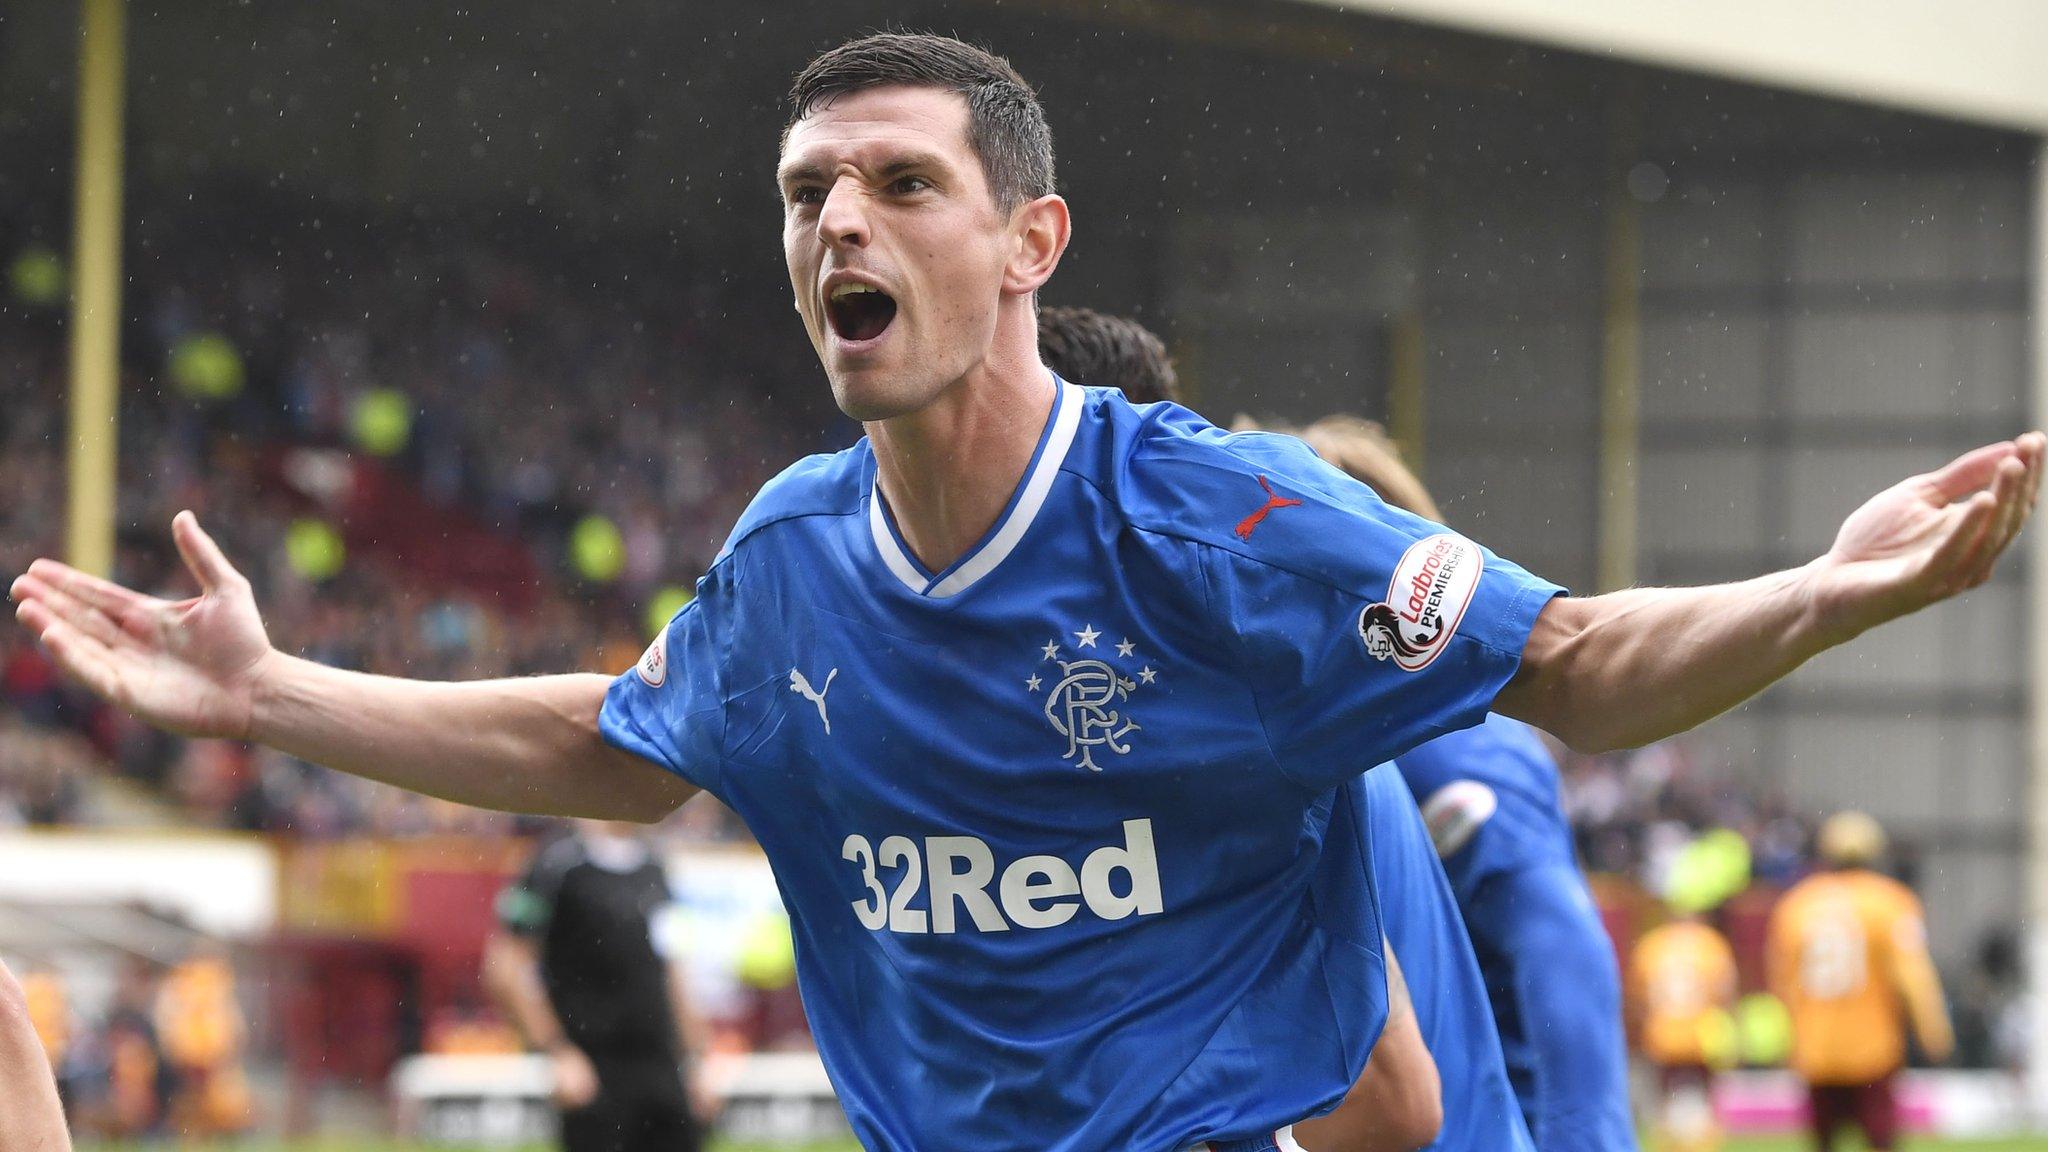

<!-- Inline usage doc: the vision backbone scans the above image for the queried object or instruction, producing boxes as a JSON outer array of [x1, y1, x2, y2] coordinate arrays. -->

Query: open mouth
[[826, 283, 898, 343]]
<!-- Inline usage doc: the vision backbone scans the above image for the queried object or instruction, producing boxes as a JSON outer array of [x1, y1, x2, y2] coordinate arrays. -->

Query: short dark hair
[[1038, 307, 1179, 404], [786, 33, 1055, 214]]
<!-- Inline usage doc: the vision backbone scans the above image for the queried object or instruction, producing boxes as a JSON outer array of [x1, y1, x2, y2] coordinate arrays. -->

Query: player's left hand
[[1811, 432, 2043, 636]]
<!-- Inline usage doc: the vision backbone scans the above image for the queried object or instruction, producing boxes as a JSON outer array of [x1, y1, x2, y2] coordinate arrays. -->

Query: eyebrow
[[777, 162, 825, 189], [876, 152, 948, 180], [776, 151, 951, 190]]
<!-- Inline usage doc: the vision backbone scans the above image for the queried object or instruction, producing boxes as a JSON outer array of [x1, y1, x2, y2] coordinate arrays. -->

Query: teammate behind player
[[1630, 897, 1740, 1152], [1, 958, 72, 1151], [1355, 765, 1537, 1151], [1268, 415, 1638, 1152], [1042, 304, 1636, 1152], [1037, 305, 1180, 403], [14, 32, 2044, 1152], [1044, 308, 1533, 1152], [1768, 812, 1953, 1152]]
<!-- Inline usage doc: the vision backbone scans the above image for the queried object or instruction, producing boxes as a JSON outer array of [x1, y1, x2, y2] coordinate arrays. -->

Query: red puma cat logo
[[1234, 475, 1304, 541]]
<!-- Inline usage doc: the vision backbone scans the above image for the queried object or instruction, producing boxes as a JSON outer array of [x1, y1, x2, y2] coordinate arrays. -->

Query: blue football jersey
[[601, 380, 1563, 1151], [1395, 714, 1573, 908], [1354, 764, 1534, 1152]]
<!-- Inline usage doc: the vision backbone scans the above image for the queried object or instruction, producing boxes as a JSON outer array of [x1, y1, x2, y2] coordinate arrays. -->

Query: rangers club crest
[[1026, 625, 1156, 771]]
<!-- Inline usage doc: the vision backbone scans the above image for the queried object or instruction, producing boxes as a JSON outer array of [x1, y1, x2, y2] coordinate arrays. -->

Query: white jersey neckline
[[868, 378, 1084, 599]]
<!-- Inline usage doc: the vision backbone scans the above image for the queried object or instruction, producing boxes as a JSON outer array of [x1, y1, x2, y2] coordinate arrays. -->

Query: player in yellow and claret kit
[[1632, 896, 1738, 1152], [1768, 812, 1953, 1152]]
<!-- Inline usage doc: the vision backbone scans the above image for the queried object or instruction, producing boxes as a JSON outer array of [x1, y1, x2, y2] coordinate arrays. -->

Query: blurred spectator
[[97, 958, 169, 1140], [1952, 928, 2029, 1078], [19, 965, 74, 1110], [155, 945, 254, 1140]]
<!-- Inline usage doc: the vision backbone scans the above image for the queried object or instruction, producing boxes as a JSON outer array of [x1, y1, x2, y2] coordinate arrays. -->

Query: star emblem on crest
[[1027, 624, 1152, 771]]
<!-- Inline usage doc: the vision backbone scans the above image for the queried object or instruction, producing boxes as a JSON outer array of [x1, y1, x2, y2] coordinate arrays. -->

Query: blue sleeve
[[1148, 429, 1563, 792], [598, 566, 732, 798]]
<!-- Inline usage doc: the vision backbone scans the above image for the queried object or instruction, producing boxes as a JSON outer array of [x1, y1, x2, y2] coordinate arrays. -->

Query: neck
[[868, 336, 1055, 575]]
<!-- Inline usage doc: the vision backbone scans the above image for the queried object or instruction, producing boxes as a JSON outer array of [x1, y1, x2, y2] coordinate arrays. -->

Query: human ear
[[1003, 194, 1070, 297]]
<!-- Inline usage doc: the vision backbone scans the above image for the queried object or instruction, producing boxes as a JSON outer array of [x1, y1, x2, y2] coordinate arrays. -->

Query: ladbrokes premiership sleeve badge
[[1358, 534, 1483, 672]]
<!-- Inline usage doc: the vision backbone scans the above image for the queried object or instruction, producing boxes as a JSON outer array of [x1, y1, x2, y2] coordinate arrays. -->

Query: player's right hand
[[551, 1044, 601, 1109], [10, 511, 277, 741], [1811, 432, 2044, 637]]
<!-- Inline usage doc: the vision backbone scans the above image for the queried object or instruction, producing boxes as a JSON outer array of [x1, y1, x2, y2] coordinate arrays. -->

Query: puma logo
[[789, 667, 839, 735], [1234, 475, 1304, 541]]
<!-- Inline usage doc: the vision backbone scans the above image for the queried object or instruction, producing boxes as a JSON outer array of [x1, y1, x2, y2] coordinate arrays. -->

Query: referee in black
[[485, 819, 709, 1152]]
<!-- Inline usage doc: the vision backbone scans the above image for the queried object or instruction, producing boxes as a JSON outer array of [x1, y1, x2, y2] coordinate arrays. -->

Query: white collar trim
[[869, 495, 928, 591], [869, 380, 1083, 599]]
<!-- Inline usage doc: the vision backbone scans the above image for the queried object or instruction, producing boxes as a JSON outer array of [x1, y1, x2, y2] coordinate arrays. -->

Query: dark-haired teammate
[[1042, 309, 1635, 1151], [1043, 307, 1534, 1152], [1038, 306, 1180, 402], [1293, 420, 1636, 1152], [15, 31, 2043, 1152]]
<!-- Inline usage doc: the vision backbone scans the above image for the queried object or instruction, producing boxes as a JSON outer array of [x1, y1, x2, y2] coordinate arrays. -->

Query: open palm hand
[[1815, 433, 2043, 635], [10, 512, 275, 740]]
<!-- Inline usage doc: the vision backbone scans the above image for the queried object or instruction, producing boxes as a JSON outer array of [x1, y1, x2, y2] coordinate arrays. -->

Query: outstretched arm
[[1498, 435, 2042, 752], [249, 658, 688, 818], [11, 512, 693, 820]]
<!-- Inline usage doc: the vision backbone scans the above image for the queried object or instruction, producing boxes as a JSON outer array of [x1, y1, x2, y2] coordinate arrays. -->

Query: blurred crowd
[[1567, 741, 2032, 1077], [17, 947, 253, 1143], [1563, 742, 1818, 893], [1, 187, 842, 841]]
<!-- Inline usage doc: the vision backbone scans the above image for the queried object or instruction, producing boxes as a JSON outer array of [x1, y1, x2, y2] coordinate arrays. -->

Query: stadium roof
[[1311, 0, 2048, 134]]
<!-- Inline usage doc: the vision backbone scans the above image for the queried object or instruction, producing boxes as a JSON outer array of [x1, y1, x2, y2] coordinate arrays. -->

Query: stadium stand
[[1, 184, 838, 840]]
